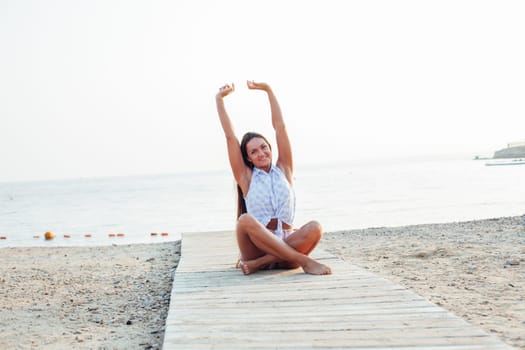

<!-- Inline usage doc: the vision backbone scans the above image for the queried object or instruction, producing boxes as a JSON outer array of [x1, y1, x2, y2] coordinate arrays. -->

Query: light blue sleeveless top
[[245, 165, 295, 239]]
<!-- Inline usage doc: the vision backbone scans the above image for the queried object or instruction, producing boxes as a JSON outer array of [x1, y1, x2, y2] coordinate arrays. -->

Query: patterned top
[[245, 165, 296, 239]]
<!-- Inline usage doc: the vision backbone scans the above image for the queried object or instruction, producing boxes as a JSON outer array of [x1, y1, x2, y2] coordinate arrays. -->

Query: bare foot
[[302, 259, 332, 275], [238, 260, 260, 275]]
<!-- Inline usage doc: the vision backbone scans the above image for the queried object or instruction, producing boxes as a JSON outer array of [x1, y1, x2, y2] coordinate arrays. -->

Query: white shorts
[[271, 228, 294, 240]]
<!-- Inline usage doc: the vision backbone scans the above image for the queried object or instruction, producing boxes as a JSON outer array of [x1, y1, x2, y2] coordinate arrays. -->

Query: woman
[[215, 80, 331, 275]]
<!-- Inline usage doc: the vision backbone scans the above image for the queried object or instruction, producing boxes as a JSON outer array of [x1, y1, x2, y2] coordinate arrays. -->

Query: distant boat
[[485, 158, 525, 166]]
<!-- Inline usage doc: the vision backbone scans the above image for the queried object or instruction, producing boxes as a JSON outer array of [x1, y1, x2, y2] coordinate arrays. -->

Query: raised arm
[[216, 84, 250, 193], [247, 81, 293, 181]]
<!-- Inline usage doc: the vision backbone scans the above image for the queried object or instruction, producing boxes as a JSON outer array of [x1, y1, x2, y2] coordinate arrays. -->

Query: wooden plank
[[163, 231, 514, 349]]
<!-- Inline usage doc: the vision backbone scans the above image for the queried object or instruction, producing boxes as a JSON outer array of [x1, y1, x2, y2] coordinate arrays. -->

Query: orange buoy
[[161, 232, 169, 236], [64, 234, 71, 238], [44, 231, 55, 240], [84, 234, 92, 238], [117, 233, 125, 237]]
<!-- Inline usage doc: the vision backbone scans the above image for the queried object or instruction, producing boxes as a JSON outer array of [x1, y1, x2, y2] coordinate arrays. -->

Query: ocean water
[[1, 156, 524, 248]]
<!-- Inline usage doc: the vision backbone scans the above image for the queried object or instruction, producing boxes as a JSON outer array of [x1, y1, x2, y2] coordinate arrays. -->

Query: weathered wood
[[163, 231, 514, 349]]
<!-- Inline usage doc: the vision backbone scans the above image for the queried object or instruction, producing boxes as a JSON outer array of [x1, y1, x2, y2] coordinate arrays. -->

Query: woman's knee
[[237, 213, 257, 231], [306, 220, 323, 239]]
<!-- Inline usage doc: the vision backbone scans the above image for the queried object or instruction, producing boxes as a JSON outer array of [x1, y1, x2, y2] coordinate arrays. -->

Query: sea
[[1, 155, 524, 248]]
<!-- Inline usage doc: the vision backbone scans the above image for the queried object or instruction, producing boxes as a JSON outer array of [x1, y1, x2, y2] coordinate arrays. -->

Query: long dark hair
[[236, 132, 272, 218]]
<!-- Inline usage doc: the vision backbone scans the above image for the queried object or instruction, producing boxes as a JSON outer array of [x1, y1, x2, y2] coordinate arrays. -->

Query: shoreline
[[321, 215, 525, 349], [1, 216, 523, 349]]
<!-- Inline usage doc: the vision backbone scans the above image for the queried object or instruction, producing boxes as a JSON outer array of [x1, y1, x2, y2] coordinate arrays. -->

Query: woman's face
[[246, 137, 272, 171]]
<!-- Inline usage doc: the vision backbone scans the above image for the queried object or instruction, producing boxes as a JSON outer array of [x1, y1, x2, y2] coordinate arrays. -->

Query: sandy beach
[[0, 241, 180, 350], [1, 216, 523, 349], [321, 215, 525, 349]]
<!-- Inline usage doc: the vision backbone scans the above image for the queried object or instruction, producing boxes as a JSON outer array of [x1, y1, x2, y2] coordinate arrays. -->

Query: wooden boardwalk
[[163, 231, 513, 349]]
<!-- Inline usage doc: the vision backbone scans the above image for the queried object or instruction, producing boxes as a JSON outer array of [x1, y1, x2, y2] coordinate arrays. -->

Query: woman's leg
[[238, 220, 324, 271], [236, 214, 331, 275], [277, 220, 323, 269]]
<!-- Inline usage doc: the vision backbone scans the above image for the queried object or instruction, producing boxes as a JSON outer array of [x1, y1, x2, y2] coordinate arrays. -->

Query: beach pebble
[[466, 264, 477, 274], [504, 259, 520, 267], [75, 336, 84, 343]]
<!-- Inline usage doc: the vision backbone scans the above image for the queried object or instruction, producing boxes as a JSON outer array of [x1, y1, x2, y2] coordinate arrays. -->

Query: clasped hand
[[217, 81, 270, 99]]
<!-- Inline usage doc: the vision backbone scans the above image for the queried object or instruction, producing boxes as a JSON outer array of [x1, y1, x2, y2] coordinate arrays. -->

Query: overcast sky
[[1, 0, 524, 182]]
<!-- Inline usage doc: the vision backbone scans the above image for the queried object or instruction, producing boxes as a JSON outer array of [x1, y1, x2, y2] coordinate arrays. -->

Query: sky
[[1, 0, 524, 182]]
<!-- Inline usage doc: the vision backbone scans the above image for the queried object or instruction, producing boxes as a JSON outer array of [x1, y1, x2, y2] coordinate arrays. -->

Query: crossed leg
[[236, 213, 331, 275]]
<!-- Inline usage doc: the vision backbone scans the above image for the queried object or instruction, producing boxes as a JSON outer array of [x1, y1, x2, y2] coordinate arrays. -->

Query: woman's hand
[[217, 83, 235, 99], [247, 80, 270, 91]]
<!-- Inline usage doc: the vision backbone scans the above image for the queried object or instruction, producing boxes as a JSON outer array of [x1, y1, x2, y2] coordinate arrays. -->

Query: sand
[[1, 216, 523, 349], [0, 241, 180, 350], [320, 215, 525, 349]]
